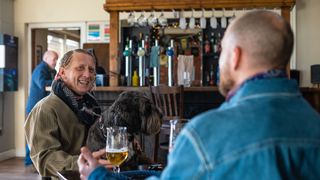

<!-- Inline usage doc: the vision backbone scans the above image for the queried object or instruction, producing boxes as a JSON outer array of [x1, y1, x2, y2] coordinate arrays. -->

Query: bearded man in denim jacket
[[77, 10, 320, 180]]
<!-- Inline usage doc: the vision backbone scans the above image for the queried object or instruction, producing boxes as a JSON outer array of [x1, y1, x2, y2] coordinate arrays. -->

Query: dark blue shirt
[[26, 61, 56, 114]]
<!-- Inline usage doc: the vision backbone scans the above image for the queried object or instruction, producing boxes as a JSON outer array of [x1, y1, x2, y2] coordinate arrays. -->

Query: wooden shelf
[[104, 0, 295, 11]]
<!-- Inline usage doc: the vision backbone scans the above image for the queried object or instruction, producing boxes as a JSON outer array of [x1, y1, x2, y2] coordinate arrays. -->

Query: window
[[47, 33, 80, 71]]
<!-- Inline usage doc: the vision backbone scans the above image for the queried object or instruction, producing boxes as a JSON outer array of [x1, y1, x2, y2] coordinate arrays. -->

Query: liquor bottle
[[204, 71, 210, 86], [132, 36, 138, 56], [216, 33, 222, 54], [144, 35, 150, 55], [209, 65, 215, 86], [125, 36, 130, 48], [210, 32, 218, 53], [145, 68, 150, 86], [132, 70, 139, 87], [204, 35, 211, 54], [149, 72, 154, 86], [139, 32, 144, 46], [216, 65, 220, 85]]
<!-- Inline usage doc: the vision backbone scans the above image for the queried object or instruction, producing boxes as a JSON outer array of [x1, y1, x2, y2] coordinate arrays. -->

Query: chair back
[[149, 85, 184, 162], [150, 85, 184, 121]]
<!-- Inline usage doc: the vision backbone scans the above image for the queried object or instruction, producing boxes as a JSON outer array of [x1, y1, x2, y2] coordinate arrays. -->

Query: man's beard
[[218, 67, 235, 97]]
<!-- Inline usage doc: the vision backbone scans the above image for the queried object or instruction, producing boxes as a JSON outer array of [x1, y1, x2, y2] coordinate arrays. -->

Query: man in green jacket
[[25, 49, 110, 179]]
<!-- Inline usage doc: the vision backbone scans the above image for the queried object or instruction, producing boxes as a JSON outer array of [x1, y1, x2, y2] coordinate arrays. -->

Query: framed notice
[[0, 45, 5, 68], [86, 21, 110, 43]]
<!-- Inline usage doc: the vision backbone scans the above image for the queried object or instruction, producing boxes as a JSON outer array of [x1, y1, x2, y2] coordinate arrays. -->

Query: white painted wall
[[5, 0, 320, 158], [296, 0, 320, 87], [0, 0, 16, 159], [12, 0, 108, 157]]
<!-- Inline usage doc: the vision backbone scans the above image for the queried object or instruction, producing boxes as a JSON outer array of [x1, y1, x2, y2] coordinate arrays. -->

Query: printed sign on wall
[[86, 21, 110, 43]]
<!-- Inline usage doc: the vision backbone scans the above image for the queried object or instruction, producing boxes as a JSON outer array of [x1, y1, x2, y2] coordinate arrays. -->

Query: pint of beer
[[106, 148, 128, 166], [106, 126, 128, 173]]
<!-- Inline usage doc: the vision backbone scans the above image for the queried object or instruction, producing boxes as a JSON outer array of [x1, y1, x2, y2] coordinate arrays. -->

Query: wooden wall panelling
[[83, 43, 109, 73]]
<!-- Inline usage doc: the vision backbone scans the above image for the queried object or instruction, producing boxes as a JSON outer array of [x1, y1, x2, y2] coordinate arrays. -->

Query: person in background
[[25, 50, 58, 170], [77, 10, 320, 180], [25, 49, 111, 178]]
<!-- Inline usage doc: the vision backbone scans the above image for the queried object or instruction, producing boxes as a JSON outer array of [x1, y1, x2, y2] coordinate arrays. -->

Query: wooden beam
[[104, 0, 295, 11], [109, 11, 119, 86], [281, 6, 291, 23], [281, 6, 291, 78]]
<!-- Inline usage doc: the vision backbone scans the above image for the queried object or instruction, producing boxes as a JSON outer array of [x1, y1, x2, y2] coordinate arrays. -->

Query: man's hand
[[78, 147, 114, 180], [78, 147, 99, 180], [92, 148, 113, 169]]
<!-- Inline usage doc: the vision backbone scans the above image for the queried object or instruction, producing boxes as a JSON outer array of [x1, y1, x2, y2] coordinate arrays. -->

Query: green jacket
[[25, 92, 87, 178]]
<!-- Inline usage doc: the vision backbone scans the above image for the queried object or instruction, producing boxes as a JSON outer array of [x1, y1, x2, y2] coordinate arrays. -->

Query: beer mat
[[57, 170, 80, 180]]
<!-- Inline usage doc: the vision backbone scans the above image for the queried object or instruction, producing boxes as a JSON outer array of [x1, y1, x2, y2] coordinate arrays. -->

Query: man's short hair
[[230, 10, 294, 69], [59, 49, 95, 68]]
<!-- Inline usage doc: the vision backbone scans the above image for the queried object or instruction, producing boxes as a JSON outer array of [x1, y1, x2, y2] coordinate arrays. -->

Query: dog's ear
[[141, 103, 163, 135], [86, 119, 106, 152]]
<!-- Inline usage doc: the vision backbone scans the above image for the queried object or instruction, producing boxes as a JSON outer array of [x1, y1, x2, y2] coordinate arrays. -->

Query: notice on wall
[[104, 24, 110, 42], [86, 21, 110, 43], [0, 45, 5, 68]]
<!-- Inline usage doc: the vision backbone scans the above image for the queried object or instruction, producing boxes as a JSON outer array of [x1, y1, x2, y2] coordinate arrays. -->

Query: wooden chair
[[149, 85, 184, 162]]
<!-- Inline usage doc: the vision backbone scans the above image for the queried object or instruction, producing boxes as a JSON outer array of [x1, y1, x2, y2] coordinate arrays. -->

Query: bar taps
[[137, 40, 146, 86], [153, 40, 160, 86], [123, 40, 132, 86], [167, 39, 174, 86]]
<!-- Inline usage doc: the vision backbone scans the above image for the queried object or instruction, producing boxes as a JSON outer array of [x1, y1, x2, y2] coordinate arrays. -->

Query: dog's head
[[86, 90, 163, 152], [105, 91, 162, 135]]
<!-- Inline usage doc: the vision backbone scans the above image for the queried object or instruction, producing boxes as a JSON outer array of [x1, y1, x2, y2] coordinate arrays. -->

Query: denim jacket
[[150, 78, 320, 180], [89, 78, 320, 180]]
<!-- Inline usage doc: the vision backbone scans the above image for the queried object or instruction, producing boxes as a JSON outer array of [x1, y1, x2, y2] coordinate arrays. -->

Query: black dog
[[86, 91, 162, 169]]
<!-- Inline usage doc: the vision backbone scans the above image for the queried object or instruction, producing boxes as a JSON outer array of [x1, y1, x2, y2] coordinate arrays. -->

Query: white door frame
[[27, 22, 86, 80]]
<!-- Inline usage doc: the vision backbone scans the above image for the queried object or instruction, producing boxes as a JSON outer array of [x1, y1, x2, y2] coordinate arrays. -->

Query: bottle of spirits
[[209, 65, 215, 86], [132, 70, 139, 87], [216, 65, 220, 85], [204, 35, 211, 54], [216, 33, 222, 54], [210, 32, 218, 54], [204, 71, 210, 86], [144, 35, 150, 55], [145, 68, 150, 86], [125, 36, 130, 48]]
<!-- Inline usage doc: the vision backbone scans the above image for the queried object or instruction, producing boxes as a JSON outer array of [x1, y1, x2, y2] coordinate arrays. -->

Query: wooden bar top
[[93, 86, 219, 92], [45, 86, 320, 93], [46, 86, 219, 92]]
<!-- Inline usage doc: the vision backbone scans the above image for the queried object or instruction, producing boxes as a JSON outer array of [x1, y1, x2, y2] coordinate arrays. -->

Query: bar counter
[[92, 86, 219, 92], [46, 86, 320, 115], [91, 86, 224, 119]]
